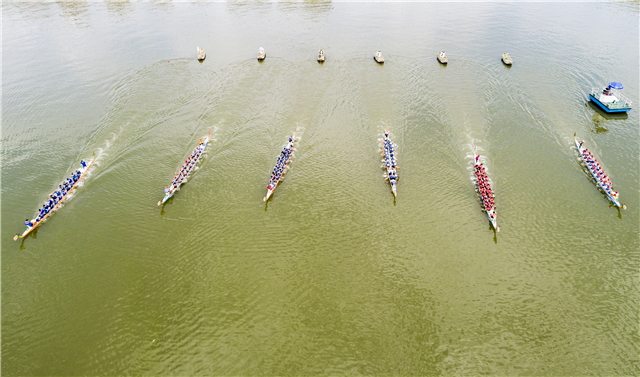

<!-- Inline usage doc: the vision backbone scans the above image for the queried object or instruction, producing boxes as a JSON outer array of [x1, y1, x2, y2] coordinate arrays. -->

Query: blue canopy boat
[[589, 82, 632, 113]]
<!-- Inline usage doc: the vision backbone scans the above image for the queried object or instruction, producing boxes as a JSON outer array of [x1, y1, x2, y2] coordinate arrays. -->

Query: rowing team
[[164, 138, 205, 195], [383, 133, 397, 169], [25, 160, 88, 227], [578, 141, 619, 199], [474, 160, 496, 219], [267, 137, 293, 190]]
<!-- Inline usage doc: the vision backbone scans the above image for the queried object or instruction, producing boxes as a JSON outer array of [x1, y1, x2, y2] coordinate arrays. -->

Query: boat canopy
[[608, 82, 623, 89]]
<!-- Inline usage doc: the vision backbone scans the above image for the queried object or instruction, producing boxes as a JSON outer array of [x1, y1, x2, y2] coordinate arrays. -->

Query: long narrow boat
[[574, 133, 626, 209], [473, 147, 499, 232], [14, 153, 94, 241], [381, 129, 398, 197], [197, 46, 206, 61], [264, 128, 297, 202], [158, 131, 210, 206]]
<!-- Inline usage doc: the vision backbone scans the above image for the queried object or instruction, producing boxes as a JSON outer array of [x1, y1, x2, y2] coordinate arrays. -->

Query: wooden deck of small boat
[[14, 154, 94, 240]]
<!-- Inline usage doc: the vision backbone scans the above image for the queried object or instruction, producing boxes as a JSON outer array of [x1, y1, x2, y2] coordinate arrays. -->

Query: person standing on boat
[[81, 160, 87, 169]]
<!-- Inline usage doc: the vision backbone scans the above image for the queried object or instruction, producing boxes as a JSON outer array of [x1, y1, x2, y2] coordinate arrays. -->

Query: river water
[[2, 2, 638, 375]]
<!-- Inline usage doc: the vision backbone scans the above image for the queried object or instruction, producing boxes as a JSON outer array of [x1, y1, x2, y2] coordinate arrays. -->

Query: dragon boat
[[264, 128, 297, 202], [473, 147, 499, 232], [574, 133, 626, 209], [14, 153, 94, 241], [158, 131, 210, 206], [381, 129, 398, 197]]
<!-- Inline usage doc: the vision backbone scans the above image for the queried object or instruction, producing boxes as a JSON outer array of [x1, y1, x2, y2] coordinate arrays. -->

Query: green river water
[[2, 2, 639, 375]]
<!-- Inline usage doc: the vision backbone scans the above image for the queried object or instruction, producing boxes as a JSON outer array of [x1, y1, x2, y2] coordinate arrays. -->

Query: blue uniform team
[[382, 131, 398, 191], [24, 160, 87, 229], [164, 138, 205, 196], [267, 137, 294, 192]]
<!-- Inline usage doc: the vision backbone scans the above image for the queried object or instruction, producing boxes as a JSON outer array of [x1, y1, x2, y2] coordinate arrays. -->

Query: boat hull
[[589, 94, 631, 113], [16, 155, 94, 240], [574, 137, 623, 208], [263, 129, 296, 202], [473, 149, 498, 232], [159, 135, 210, 205], [382, 130, 398, 197]]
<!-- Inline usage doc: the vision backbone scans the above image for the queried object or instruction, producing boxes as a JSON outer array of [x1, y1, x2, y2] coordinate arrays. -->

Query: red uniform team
[[474, 155, 497, 221], [577, 140, 619, 201]]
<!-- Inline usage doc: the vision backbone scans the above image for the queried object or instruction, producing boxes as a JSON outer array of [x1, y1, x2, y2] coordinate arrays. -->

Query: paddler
[[25, 219, 33, 228], [81, 160, 87, 168]]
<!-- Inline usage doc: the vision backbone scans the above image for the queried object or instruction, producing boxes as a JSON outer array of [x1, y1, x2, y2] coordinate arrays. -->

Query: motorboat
[[437, 51, 448, 64], [589, 82, 632, 113], [374, 51, 384, 63], [501, 53, 512, 65]]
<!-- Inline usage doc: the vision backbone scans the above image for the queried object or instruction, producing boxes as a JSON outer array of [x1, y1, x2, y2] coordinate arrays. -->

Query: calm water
[[2, 2, 639, 375]]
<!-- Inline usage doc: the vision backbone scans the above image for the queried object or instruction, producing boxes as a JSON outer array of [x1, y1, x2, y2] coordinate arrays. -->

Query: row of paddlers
[[13, 131, 626, 240]]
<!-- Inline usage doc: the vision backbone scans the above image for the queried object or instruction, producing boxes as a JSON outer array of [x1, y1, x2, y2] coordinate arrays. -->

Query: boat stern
[[263, 189, 274, 202]]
